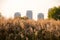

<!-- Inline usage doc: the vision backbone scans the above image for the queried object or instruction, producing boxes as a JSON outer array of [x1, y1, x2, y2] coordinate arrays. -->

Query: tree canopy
[[48, 6, 60, 20]]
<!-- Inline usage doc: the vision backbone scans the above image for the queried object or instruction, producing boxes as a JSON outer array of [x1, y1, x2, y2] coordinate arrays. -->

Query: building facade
[[26, 10, 33, 19], [14, 12, 21, 18], [37, 13, 44, 19]]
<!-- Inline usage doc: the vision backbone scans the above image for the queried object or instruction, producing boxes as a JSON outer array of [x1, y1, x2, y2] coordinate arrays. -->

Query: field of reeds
[[0, 17, 60, 40]]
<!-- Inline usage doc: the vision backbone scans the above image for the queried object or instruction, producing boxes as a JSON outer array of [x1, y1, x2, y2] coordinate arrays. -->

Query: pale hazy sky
[[0, 0, 60, 20]]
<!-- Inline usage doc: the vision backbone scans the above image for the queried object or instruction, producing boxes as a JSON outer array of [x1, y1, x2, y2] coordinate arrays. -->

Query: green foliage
[[0, 13, 1, 17], [48, 6, 60, 20]]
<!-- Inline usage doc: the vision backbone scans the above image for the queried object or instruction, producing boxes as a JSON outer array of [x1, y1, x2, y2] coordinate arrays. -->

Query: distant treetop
[[48, 6, 60, 20]]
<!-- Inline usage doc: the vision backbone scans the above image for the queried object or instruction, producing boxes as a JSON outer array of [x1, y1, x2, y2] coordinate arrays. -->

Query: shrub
[[0, 17, 60, 40]]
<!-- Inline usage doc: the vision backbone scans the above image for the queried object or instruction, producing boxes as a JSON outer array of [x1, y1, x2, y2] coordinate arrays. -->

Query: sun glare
[[0, 0, 60, 20]]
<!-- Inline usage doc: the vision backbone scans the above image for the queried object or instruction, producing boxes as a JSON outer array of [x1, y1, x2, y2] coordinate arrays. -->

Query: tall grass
[[0, 17, 60, 40]]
